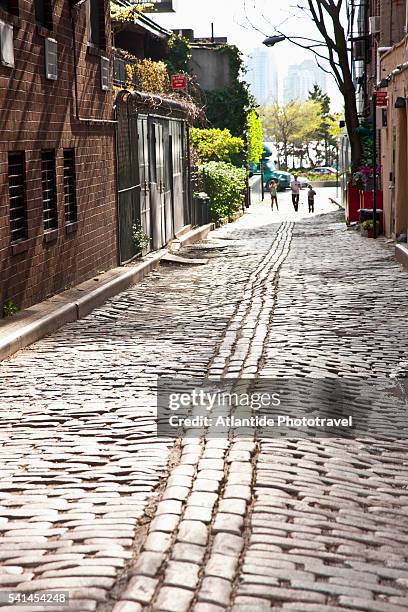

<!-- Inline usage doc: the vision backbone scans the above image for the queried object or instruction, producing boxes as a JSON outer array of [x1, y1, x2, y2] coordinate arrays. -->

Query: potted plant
[[132, 223, 150, 256], [361, 219, 380, 238]]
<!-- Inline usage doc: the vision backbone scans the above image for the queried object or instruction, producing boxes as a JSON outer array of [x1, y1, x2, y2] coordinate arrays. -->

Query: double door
[[150, 120, 174, 250]]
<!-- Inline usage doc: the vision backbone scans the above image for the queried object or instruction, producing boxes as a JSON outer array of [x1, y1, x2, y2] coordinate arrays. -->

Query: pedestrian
[[290, 176, 300, 212], [270, 180, 279, 211], [308, 184, 316, 213]]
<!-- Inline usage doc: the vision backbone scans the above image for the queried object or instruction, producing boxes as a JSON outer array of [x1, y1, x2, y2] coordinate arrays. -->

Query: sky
[[152, 0, 343, 111]]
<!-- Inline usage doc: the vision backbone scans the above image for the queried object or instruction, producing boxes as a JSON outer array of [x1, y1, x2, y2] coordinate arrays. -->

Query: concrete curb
[[329, 197, 345, 210], [174, 223, 214, 248], [0, 224, 213, 363]]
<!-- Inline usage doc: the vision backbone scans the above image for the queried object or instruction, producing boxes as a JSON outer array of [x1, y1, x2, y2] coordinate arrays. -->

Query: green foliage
[[204, 45, 255, 139], [201, 161, 246, 222], [359, 119, 374, 167], [246, 110, 263, 164], [2, 298, 19, 318], [132, 223, 150, 255], [308, 85, 340, 166], [190, 128, 244, 164], [166, 33, 192, 75], [362, 219, 379, 230], [261, 100, 321, 166], [110, 1, 151, 32]]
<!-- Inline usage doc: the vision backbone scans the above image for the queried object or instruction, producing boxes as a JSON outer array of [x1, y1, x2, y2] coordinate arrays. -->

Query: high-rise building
[[246, 47, 279, 105], [284, 59, 327, 103]]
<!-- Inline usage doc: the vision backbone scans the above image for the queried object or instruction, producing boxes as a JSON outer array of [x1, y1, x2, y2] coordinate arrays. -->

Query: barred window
[[41, 150, 58, 231], [63, 149, 77, 225], [86, 0, 106, 50], [0, 0, 19, 17], [8, 151, 27, 243], [34, 0, 52, 30]]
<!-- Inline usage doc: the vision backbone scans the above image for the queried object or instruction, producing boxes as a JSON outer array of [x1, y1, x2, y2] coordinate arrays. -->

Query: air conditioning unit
[[100, 56, 109, 91], [369, 16, 380, 35], [353, 40, 366, 61], [0, 20, 14, 68], [45, 38, 58, 80]]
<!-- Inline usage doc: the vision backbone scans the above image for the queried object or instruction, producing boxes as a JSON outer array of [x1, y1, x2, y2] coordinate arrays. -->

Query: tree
[[308, 85, 340, 166], [260, 100, 321, 168], [246, 110, 264, 165], [245, 0, 362, 167]]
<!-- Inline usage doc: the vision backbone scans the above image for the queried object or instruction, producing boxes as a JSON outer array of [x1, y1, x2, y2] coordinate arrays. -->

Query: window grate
[[8, 151, 27, 243], [0, 0, 19, 17], [41, 150, 58, 231], [63, 149, 77, 225], [34, 0, 53, 30]]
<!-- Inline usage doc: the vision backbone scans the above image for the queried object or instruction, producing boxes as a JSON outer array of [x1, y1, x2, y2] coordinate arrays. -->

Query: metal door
[[137, 115, 151, 252], [164, 125, 174, 243], [150, 121, 166, 250], [116, 100, 139, 264], [170, 120, 186, 234]]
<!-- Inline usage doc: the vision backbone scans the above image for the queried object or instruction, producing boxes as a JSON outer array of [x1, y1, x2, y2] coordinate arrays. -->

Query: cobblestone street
[[1, 190, 408, 611]]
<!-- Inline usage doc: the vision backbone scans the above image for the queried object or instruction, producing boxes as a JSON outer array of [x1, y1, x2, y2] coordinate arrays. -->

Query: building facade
[[246, 47, 278, 106], [0, 0, 117, 310], [283, 59, 326, 103], [379, 0, 408, 243]]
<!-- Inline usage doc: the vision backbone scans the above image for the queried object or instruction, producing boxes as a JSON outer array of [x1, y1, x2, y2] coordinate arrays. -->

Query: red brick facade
[[0, 0, 117, 310]]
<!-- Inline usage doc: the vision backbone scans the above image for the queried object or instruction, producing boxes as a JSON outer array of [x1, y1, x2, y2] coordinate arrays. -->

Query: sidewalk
[[0, 224, 213, 362]]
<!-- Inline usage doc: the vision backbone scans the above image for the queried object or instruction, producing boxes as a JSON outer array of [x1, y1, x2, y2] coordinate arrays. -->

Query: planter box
[[346, 183, 360, 223], [359, 190, 383, 210]]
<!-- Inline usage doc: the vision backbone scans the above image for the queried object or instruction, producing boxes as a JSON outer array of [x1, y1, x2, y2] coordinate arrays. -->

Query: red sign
[[171, 74, 187, 91], [376, 91, 388, 107]]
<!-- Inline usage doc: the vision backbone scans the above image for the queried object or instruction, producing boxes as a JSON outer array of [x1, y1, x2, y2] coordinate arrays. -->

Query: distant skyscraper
[[284, 59, 327, 103], [246, 47, 278, 105]]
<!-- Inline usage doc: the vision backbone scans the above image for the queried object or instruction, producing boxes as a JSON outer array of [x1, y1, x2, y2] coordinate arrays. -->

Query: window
[[41, 150, 58, 231], [8, 152, 27, 243], [0, 0, 19, 17], [63, 149, 77, 225], [100, 56, 109, 90], [0, 19, 14, 67], [34, 0, 52, 30], [44, 37, 57, 80], [86, 0, 106, 49]]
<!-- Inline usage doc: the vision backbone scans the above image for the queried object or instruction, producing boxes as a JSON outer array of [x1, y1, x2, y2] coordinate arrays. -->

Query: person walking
[[270, 180, 279, 211], [308, 184, 317, 213], [290, 176, 300, 212]]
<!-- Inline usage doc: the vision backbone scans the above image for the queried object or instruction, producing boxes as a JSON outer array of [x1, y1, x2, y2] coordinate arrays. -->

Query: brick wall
[[0, 0, 118, 310]]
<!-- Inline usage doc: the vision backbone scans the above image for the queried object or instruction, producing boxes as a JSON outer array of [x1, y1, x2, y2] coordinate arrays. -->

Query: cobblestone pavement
[[1, 190, 408, 611]]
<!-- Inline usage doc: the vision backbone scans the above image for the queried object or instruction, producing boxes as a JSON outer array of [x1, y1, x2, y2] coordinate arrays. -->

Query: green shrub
[[190, 128, 244, 164], [361, 219, 379, 231], [201, 161, 246, 222], [2, 298, 19, 317], [132, 223, 150, 255]]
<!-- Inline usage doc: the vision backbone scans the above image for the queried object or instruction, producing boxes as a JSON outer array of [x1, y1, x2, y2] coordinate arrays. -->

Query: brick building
[[0, 0, 117, 311], [377, 0, 408, 244]]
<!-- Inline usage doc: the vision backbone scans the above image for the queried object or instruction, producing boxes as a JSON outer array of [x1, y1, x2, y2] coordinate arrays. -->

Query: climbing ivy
[[166, 33, 192, 75], [204, 44, 256, 144]]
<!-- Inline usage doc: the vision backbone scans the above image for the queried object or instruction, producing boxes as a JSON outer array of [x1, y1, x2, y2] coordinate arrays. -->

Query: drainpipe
[[377, 47, 392, 83]]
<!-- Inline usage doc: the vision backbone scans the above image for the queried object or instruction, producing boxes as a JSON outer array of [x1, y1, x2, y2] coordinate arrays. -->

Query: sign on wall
[[171, 74, 187, 91]]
